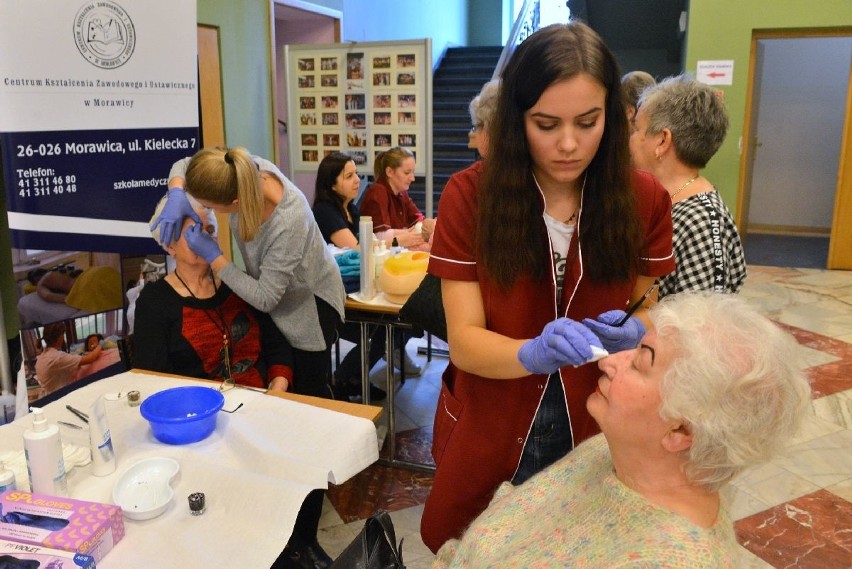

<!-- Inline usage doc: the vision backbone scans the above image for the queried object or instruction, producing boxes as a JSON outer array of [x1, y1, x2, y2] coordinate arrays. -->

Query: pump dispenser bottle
[[23, 408, 68, 496]]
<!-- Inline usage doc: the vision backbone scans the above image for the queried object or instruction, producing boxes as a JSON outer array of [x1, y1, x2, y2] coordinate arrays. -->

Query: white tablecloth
[[0, 371, 379, 568]]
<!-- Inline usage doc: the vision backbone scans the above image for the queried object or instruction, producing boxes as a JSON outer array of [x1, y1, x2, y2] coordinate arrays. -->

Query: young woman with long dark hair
[[421, 22, 676, 552]]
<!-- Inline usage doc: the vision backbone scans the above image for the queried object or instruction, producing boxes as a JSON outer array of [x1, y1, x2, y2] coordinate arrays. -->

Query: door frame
[[197, 24, 231, 260], [737, 26, 852, 269]]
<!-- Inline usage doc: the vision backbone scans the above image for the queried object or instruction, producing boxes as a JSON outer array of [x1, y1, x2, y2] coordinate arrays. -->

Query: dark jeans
[[335, 325, 418, 384], [511, 373, 573, 485], [291, 297, 340, 400]]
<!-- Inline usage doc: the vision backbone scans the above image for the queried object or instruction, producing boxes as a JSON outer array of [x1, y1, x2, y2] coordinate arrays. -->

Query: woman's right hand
[[518, 318, 603, 375], [150, 188, 201, 246]]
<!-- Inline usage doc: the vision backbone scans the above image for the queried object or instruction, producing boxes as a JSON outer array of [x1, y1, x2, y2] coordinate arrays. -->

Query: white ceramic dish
[[112, 457, 180, 520]]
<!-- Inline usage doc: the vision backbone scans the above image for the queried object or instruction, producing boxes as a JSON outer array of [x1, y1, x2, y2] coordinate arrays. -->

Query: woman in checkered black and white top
[[629, 74, 746, 298]]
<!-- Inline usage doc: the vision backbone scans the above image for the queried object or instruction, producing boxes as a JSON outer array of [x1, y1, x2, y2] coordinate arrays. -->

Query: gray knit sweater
[[170, 156, 345, 351]]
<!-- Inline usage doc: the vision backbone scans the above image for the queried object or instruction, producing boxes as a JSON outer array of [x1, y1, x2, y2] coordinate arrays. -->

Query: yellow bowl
[[380, 251, 429, 304]]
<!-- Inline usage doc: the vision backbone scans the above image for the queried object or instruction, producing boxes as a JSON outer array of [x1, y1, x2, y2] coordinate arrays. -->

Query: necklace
[[669, 176, 698, 200], [173, 270, 232, 380]]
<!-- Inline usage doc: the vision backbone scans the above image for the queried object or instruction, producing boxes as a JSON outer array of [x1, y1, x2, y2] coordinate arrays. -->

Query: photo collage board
[[286, 40, 430, 176]]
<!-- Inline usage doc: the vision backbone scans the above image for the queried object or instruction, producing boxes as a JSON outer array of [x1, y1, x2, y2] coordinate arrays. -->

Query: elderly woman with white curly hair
[[433, 291, 811, 568]]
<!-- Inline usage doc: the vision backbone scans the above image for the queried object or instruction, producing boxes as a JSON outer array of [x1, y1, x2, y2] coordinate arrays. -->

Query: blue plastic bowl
[[140, 386, 225, 445]]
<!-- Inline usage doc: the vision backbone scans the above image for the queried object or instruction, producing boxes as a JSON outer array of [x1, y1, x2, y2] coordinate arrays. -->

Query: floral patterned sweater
[[433, 434, 736, 568]]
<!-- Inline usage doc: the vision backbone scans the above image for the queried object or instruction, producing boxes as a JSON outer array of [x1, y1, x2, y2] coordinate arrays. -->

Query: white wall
[[341, 0, 468, 68], [748, 36, 852, 230]]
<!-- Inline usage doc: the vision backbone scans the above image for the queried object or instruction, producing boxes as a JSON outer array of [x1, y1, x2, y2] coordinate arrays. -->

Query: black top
[[134, 279, 293, 389], [312, 200, 360, 244]]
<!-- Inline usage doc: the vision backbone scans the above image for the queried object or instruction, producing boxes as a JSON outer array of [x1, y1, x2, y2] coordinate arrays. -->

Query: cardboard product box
[[0, 538, 96, 568], [0, 490, 124, 563]]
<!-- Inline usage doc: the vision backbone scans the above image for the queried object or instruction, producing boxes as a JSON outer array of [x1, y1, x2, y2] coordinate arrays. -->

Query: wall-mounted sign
[[0, 0, 199, 254]]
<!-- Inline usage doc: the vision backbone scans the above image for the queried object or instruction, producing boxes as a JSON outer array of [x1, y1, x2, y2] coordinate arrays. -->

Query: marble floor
[[319, 265, 852, 569]]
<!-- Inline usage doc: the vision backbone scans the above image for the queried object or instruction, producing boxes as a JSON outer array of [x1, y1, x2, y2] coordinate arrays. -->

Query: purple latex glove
[[184, 222, 223, 264], [150, 188, 202, 246], [518, 318, 604, 375], [583, 310, 647, 353]]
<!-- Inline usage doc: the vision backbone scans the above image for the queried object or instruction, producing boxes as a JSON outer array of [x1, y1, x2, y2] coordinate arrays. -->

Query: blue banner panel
[[1, 126, 197, 252]]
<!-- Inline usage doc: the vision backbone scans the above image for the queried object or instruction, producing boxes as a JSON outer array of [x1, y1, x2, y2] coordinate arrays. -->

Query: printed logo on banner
[[73, 1, 136, 69]]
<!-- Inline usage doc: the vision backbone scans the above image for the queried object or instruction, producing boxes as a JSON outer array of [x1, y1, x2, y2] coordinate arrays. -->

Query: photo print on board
[[346, 52, 364, 80], [372, 55, 391, 69], [373, 94, 391, 108], [374, 112, 391, 126]]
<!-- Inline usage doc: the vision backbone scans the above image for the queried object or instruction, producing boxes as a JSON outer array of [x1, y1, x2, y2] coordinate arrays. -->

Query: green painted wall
[[469, 0, 504, 46], [198, 0, 275, 158], [685, 0, 852, 213]]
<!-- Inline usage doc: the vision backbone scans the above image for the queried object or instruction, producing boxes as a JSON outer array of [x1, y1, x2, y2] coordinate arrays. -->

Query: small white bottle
[[359, 216, 376, 300], [89, 396, 116, 477], [373, 239, 391, 293], [0, 461, 16, 493], [23, 408, 68, 496]]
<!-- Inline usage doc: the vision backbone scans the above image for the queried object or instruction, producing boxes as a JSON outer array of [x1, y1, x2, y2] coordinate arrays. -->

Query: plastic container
[[0, 461, 16, 493], [379, 251, 430, 304], [358, 216, 375, 299], [23, 408, 68, 496], [113, 457, 180, 520], [0, 392, 15, 426], [140, 386, 224, 445]]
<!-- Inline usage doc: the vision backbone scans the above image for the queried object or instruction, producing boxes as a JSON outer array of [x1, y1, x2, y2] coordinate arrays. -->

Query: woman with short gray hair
[[468, 78, 500, 158], [630, 73, 746, 298]]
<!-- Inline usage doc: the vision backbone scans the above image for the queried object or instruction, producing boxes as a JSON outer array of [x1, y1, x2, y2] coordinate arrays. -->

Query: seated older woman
[[134, 201, 333, 566], [434, 291, 810, 567], [134, 198, 293, 393], [630, 74, 746, 298]]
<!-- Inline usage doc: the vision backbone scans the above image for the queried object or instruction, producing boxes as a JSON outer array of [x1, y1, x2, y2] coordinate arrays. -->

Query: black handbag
[[329, 511, 405, 569], [399, 273, 447, 341]]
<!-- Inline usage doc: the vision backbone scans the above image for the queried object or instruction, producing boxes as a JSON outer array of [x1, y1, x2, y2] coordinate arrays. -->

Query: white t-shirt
[[543, 212, 575, 307]]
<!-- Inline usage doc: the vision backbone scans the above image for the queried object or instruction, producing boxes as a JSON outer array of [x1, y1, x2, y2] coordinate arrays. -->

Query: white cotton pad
[[587, 345, 609, 363]]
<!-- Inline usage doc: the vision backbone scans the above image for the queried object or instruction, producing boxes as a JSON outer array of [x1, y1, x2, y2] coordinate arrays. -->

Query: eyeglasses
[[218, 378, 244, 413]]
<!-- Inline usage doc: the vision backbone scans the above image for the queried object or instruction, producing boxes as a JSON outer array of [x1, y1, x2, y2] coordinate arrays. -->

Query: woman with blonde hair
[[151, 146, 345, 400], [359, 146, 435, 249]]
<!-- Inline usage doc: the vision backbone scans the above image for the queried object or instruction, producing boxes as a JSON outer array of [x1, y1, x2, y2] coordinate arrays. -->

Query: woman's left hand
[[268, 376, 289, 393], [421, 218, 437, 242], [583, 310, 647, 353]]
